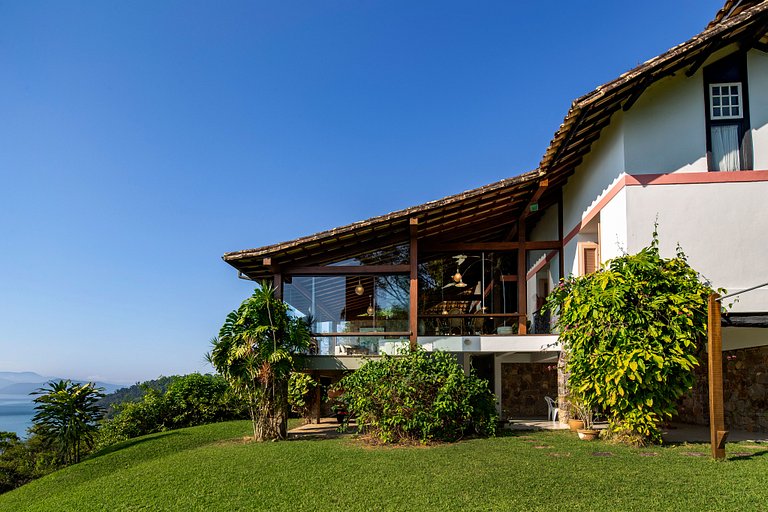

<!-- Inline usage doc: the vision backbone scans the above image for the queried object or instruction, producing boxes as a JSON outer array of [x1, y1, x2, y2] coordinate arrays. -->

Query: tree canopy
[[31, 380, 104, 464]]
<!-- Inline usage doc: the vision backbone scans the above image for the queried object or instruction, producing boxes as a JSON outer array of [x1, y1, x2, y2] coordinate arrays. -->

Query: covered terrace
[[223, 169, 562, 369]]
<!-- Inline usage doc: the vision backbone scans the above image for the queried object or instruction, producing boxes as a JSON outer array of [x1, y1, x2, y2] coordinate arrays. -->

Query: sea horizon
[[0, 395, 35, 438]]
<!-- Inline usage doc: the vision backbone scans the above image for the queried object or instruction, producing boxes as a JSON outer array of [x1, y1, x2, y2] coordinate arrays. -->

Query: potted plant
[[565, 398, 584, 431], [571, 398, 599, 441]]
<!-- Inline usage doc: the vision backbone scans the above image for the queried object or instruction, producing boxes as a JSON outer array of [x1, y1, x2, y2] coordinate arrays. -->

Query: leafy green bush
[[97, 374, 248, 447], [336, 349, 497, 443], [544, 234, 715, 444], [288, 373, 318, 422], [97, 376, 177, 418]]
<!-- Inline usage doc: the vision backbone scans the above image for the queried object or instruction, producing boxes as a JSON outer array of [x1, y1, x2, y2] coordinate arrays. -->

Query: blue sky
[[0, 0, 724, 384]]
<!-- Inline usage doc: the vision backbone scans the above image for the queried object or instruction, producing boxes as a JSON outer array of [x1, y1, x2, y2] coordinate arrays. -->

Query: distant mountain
[[0, 371, 51, 384], [0, 372, 122, 397]]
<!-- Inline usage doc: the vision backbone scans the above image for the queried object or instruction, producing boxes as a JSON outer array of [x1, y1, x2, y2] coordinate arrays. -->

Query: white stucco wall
[[530, 204, 559, 242], [555, 47, 768, 282], [598, 187, 628, 261], [625, 181, 768, 312], [561, 118, 625, 233], [748, 49, 768, 170], [623, 73, 708, 174], [560, 118, 625, 276]]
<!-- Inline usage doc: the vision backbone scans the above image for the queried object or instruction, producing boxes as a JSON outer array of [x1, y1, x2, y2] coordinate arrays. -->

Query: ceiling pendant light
[[355, 278, 365, 296], [367, 295, 374, 316], [453, 268, 463, 283]]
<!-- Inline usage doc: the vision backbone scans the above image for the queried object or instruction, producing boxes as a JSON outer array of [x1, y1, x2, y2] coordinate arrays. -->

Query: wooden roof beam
[[421, 240, 561, 253], [419, 206, 519, 239], [622, 76, 653, 111], [283, 265, 410, 276], [545, 105, 591, 171], [521, 179, 548, 220], [738, 21, 768, 52], [422, 215, 519, 246], [686, 38, 722, 77]]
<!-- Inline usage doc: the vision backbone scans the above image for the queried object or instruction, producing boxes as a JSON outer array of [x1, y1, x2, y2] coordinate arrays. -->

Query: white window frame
[[709, 82, 743, 120]]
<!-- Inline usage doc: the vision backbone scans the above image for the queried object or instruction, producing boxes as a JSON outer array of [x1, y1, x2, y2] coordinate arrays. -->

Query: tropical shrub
[[288, 372, 318, 423], [207, 284, 311, 441], [544, 234, 716, 444], [96, 373, 248, 447], [97, 376, 177, 418], [336, 349, 497, 443], [31, 380, 105, 464], [0, 431, 59, 494]]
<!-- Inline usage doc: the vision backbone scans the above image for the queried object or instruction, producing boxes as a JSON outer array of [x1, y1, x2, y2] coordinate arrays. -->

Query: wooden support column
[[264, 257, 283, 299], [517, 218, 527, 335], [707, 293, 728, 459], [557, 189, 565, 281], [409, 218, 419, 351], [314, 371, 322, 425]]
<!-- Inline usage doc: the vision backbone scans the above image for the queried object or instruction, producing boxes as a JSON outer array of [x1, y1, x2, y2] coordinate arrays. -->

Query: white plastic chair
[[544, 396, 558, 421]]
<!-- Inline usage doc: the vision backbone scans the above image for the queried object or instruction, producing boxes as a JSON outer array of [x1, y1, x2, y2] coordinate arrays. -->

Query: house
[[223, 1, 768, 431]]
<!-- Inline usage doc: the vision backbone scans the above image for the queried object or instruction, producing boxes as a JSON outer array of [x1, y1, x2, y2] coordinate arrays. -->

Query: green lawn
[[1, 421, 766, 511]]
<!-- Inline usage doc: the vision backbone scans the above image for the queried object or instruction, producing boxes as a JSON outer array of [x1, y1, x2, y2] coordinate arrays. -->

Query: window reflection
[[418, 252, 519, 335], [284, 274, 409, 355]]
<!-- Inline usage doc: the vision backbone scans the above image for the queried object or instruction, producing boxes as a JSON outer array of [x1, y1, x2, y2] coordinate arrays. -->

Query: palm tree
[[31, 380, 105, 464], [207, 283, 311, 441]]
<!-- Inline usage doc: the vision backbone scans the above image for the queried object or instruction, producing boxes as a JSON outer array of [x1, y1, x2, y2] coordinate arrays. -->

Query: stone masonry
[[677, 345, 768, 432], [501, 363, 558, 418]]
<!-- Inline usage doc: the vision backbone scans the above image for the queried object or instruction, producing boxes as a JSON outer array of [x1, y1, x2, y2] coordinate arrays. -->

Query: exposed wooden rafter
[[685, 38, 721, 77]]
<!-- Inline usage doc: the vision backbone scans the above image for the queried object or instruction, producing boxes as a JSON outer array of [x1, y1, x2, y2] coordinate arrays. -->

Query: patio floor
[[505, 418, 570, 431], [288, 418, 357, 440], [289, 417, 768, 444]]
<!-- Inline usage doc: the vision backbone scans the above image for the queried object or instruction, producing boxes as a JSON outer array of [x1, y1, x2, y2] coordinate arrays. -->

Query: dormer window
[[709, 83, 742, 120], [704, 54, 752, 172]]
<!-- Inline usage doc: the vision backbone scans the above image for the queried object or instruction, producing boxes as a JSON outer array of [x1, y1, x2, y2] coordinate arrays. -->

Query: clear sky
[[0, 0, 725, 384]]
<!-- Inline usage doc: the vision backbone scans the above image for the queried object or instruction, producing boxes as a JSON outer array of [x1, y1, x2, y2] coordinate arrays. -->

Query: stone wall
[[501, 363, 558, 418], [677, 345, 768, 432]]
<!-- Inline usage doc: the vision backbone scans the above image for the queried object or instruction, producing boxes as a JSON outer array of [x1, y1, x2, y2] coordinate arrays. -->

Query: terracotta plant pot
[[568, 419, 585, 432], [577, 428, 600, 441]]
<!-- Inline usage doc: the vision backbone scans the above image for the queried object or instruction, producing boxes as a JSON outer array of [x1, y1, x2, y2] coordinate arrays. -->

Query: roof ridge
[[539, 1, 768, 174]]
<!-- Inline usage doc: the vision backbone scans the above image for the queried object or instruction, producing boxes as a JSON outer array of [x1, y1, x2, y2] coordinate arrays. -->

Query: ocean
[[0, 395, 36, 438]]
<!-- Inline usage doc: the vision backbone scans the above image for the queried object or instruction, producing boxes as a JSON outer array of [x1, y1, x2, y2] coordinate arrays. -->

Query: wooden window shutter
[[578, 242, 600, 276]]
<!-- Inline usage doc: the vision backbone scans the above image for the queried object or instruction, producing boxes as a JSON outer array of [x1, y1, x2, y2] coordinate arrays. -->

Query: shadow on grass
[[729, 449, 768, 461]]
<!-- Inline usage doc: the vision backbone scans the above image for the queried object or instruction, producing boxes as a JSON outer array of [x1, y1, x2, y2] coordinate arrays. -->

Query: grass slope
[[1, 421, 767, 511]]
